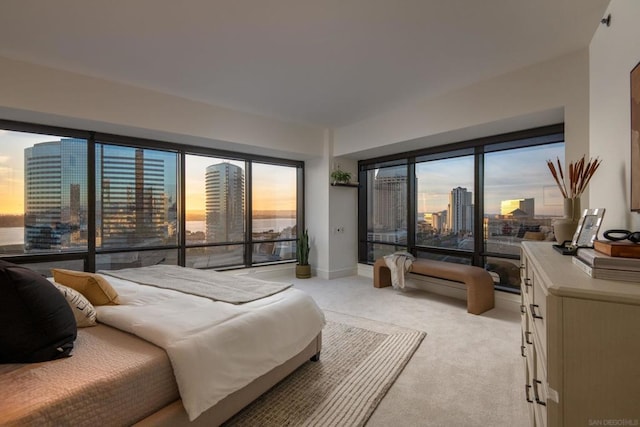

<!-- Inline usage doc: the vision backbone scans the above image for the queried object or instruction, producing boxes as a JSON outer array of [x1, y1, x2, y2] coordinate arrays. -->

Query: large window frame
[[0, 119, 304, 273], [358, 124, 565, 293]]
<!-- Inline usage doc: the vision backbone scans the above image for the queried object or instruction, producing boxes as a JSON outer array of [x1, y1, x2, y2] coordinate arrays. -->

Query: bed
[[0, 265, 324, 426]]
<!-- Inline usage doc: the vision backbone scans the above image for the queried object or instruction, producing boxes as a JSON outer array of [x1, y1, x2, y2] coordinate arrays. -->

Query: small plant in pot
[[296, 229, 311, 279], [330, 168, 352, 185]]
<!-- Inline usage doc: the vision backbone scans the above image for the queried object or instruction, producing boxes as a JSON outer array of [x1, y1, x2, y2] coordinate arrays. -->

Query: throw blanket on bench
[[99, 265, 291, 304], [383, 252, 415, 289]]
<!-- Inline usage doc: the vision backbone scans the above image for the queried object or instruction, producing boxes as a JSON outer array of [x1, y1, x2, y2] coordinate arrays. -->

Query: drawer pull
[[521, 345, 526, 357], [525, 384, 533, 403], [530, 304, 544, 320], [525, 331, 533, 345], [533, 379, 547, 406]]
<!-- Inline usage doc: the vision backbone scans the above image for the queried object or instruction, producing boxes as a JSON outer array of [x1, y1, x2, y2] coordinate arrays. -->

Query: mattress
[[0, 324, 179, 426]]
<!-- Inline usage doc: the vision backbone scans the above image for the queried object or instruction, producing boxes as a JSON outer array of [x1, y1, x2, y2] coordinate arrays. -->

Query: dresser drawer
[[529, 265, 547, 357], [520, 252, 534, 298], [524, 354, 536, 426], [533, 344, 548, 427]]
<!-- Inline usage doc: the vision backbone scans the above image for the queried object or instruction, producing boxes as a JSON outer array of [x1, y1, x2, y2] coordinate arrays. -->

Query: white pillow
[[53, 282, 97, 327]]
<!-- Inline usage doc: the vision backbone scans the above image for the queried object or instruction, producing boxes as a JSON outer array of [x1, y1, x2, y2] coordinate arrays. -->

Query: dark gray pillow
[[0, 260, 77, 363]]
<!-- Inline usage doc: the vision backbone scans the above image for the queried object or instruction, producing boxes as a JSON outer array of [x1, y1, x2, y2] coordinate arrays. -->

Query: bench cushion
[[373, 258, 495, 315]]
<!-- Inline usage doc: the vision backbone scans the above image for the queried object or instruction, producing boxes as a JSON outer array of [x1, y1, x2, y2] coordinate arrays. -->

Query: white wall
[[307, 132, 359, 280], [305, 130, 332, 279], [0, 55, 325, 160], [334, 50, 591, 169], [328, 156, 358, 278], [589, 0, 640, 231]]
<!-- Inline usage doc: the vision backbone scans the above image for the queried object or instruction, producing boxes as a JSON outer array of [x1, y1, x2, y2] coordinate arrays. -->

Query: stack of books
[[572, 243, 640, 282]]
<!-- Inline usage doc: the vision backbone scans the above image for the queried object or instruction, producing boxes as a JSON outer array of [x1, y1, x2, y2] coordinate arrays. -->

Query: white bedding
[[95, 275, 325, 421]]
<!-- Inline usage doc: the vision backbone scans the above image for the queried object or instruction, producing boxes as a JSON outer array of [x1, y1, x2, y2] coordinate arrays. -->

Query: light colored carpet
[[224, 311, 425, 427], [288, 274, 529, 427]]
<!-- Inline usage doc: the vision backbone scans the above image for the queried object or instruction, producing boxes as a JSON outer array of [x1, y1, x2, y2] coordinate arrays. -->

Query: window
[[363, 163, 408, 262], [0, 130, 88, 256], [483, 143, 564, 257], [251, 163, 297, 264], [184, 154, 246, 269], [96, 143, 178, 250], [0, 120, 304, 272], [359, 125, 565, 293], [415, 152, 474, 251], [482, 142, 564, 291]]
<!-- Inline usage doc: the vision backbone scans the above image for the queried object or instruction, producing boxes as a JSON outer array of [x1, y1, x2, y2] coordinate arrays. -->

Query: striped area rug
[[224, 311, 426, 427]]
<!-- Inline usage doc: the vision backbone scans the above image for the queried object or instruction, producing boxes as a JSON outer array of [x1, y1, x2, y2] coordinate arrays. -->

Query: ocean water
[[186, 218, 295, 233], [0, 218, 297, 246], [0, 227, 23, 245]]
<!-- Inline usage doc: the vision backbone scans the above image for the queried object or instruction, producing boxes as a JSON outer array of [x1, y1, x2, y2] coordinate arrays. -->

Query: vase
[[295, 264, 311, 279], [553, 197, 581, 244]]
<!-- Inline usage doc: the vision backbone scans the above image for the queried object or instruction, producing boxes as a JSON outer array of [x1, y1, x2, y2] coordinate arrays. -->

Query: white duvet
[[95, 275, 325, 421]]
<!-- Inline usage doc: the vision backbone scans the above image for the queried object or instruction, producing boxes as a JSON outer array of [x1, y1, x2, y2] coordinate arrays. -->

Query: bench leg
[[373, 259, 391, 288], [466, 281, 495, 315]]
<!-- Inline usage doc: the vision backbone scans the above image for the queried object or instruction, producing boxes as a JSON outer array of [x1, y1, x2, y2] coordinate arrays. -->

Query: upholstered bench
[[373, 258, 495, 315]]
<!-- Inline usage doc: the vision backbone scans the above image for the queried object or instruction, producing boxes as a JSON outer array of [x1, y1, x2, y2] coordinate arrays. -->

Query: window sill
[[330, 182, 359, 188]]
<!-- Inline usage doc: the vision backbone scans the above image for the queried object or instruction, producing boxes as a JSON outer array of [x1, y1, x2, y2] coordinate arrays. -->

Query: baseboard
[[358, 263, 375, 278], [358, 263, 521, 313], [327, 267, 358, 279]]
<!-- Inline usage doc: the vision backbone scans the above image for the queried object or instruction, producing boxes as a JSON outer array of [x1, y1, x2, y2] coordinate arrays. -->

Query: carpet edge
[[303, 329, 426, 427]]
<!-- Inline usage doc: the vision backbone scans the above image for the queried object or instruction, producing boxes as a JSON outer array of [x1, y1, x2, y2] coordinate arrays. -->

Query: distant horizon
[[186, 209, 297, 221], [0, 209, 561, 223]]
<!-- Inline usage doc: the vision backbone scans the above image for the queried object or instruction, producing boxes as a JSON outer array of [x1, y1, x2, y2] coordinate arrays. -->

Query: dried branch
[[546, 158, 568, 198], [547, 155, 601, 199]]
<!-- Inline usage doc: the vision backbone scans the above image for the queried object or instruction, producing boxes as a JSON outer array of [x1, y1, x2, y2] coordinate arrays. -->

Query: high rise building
[[24, 138, 87, 251], [205, 162, 245, 242], [500, 198, 535, 217], [98, 147, 167, 247], [371, 168, 407, 232], [431, 210, 448, 232], [448, 187, 473, 234]]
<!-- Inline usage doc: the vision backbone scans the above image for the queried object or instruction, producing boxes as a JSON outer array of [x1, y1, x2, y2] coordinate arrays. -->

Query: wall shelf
[[331, 182, 359, 188]]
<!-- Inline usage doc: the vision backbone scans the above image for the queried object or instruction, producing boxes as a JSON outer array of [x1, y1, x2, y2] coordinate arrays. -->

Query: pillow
[[53, 282, 97, 327], [51, 269, 120, 306], [0, 260, 76, 363]]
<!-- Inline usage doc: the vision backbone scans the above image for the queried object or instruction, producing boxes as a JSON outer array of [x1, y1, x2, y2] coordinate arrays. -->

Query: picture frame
[[571, 208, 606, 248], [631, 61, 640, 211]]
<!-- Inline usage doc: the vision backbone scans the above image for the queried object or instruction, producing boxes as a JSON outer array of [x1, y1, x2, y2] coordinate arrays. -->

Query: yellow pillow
[[51, 269, 120, 306]]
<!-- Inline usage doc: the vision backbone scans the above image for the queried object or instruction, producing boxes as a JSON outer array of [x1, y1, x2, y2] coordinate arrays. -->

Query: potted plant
[[295, 229, 311, 279], [330, 168, 352, 185]]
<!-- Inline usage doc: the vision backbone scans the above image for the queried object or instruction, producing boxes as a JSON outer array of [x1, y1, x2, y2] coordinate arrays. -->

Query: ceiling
[[0, 0, 610, 128]]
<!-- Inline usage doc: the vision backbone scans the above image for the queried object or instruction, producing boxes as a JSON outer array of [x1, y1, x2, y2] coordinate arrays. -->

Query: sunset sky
[[0, 130, 564, 217], [414, 143, 565, 216], [0, 130, 297, 216]]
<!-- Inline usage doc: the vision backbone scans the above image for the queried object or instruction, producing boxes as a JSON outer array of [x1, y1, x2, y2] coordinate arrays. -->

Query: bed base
[[135, 333, 322, 427]]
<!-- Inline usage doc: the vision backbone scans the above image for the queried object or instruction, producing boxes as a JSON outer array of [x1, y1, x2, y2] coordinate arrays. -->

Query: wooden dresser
[[520, 242, 640, 426]]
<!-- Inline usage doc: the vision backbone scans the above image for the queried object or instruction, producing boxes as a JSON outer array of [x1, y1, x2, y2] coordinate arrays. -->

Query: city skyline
[[414, 143, 565, 216], [0, 131, 565, 218], [0, 131, 297, 216]]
